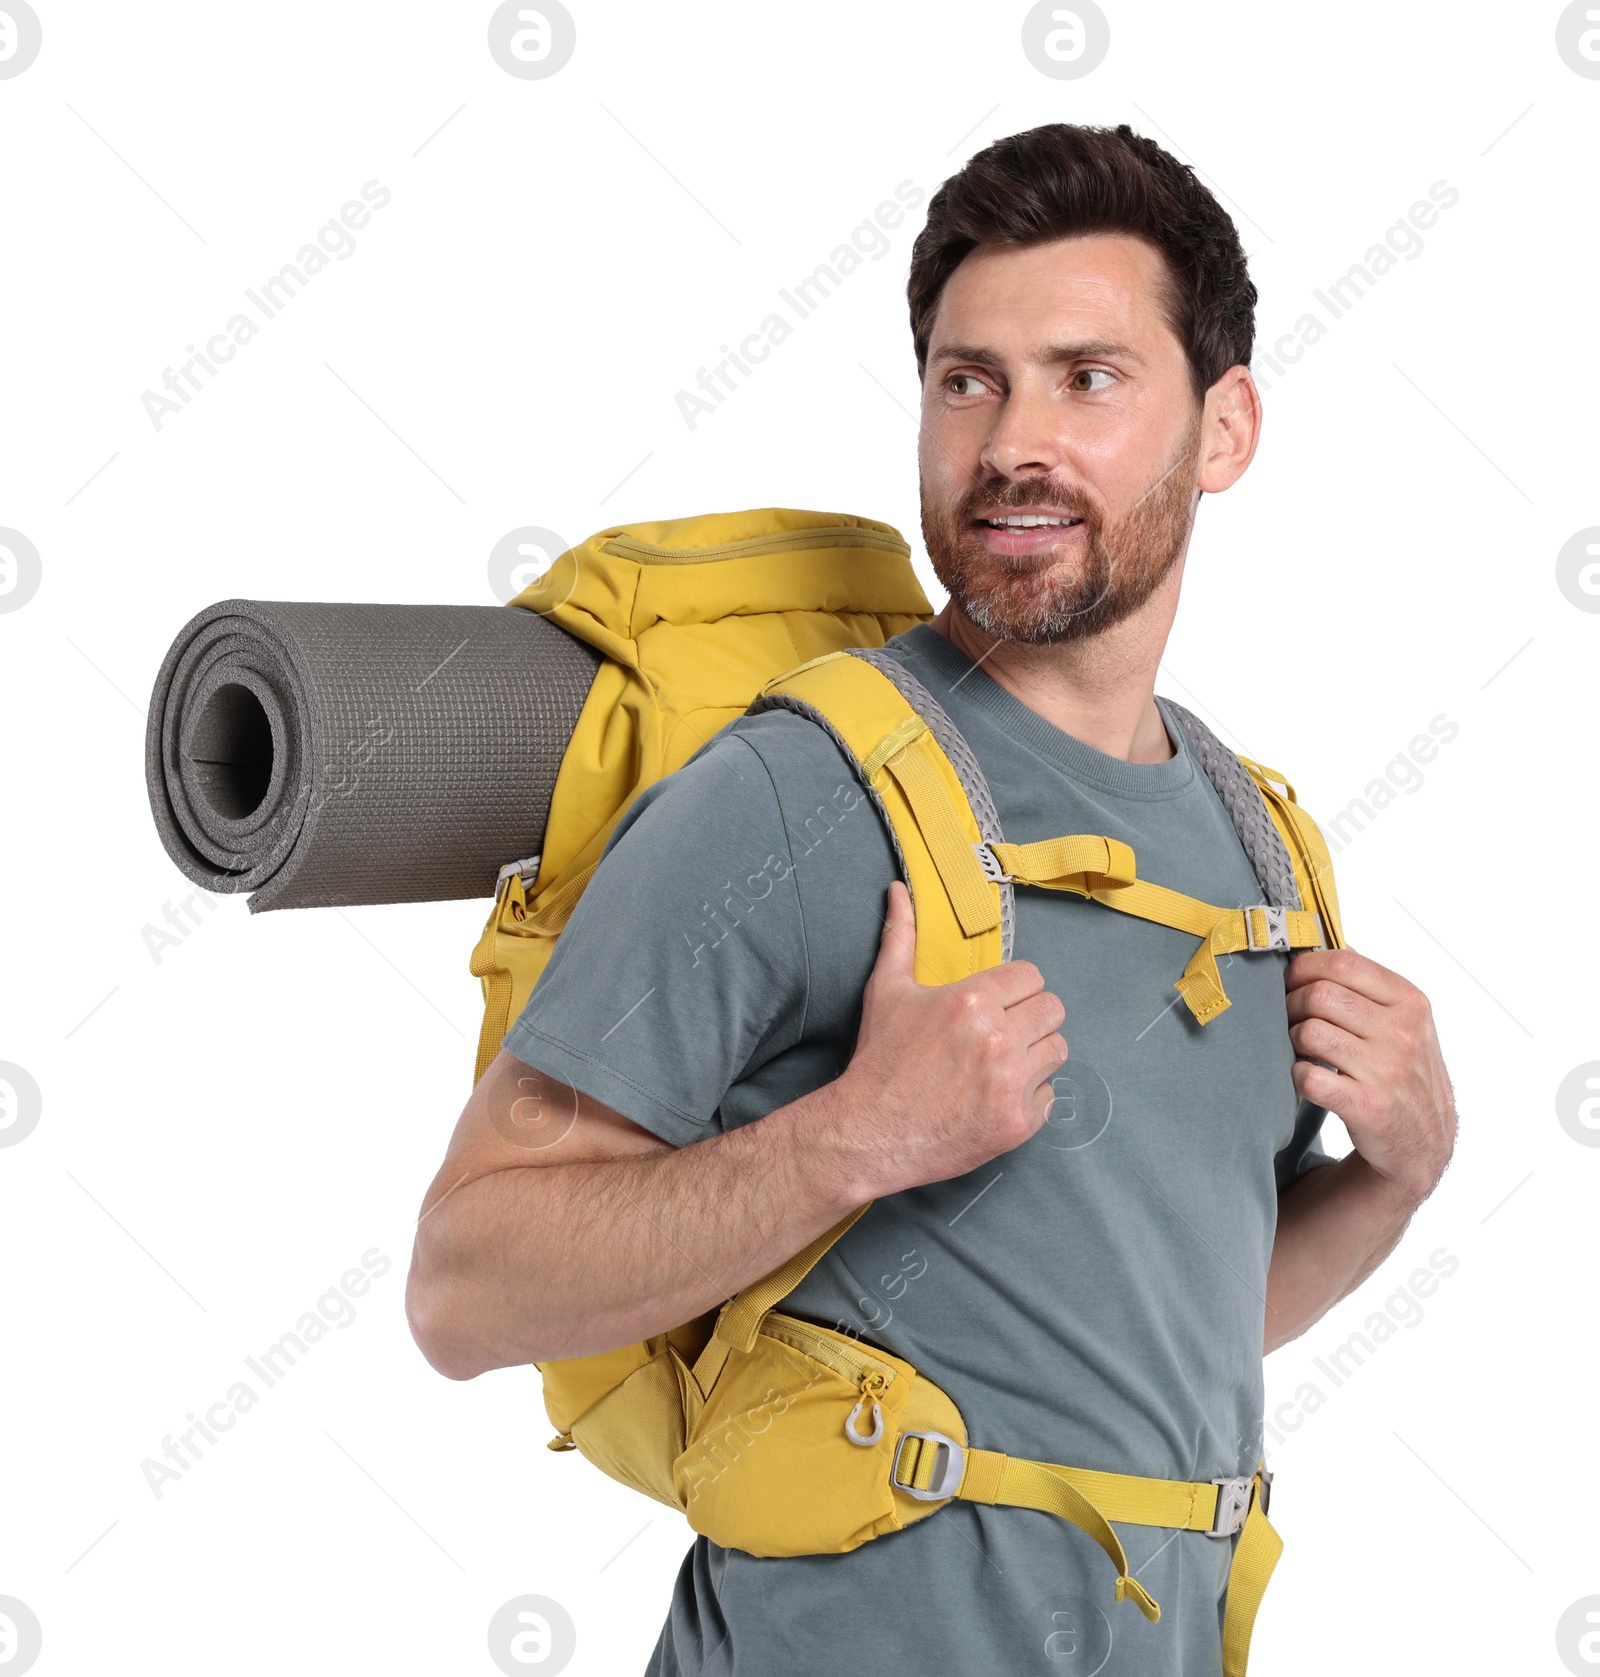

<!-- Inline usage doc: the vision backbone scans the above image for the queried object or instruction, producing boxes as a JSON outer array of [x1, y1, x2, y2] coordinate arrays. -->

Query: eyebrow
[[928, 338, 1141, 371]]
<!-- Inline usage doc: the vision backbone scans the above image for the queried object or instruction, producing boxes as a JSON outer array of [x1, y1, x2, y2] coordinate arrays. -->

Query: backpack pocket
[[674, 1314, 930, 1556], [564, 1342, 702, 1509]]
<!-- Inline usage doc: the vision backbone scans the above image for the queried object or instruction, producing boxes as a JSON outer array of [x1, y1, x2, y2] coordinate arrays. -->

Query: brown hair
[[907, 123, 1256, 403]]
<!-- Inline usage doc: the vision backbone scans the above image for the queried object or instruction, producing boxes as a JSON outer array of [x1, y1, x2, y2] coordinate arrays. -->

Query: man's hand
[[823, 879, 1069, 1202], [1284, 946, 1458, 1205], [1266, 946, 1459, 1349]]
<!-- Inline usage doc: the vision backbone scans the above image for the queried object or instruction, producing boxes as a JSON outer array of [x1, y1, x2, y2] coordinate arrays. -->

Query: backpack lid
[[510, 506, 929, 662]]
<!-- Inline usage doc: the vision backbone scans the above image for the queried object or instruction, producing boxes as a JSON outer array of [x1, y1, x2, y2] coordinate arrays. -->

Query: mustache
[[955, 480, 1101, 525]]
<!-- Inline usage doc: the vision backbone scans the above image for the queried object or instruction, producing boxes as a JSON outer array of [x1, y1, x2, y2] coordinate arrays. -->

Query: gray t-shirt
[[504, 623, 1331, 1676]]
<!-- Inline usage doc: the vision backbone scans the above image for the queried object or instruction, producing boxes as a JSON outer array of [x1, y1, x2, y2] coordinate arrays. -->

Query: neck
[[928, 551, 1186, 764]]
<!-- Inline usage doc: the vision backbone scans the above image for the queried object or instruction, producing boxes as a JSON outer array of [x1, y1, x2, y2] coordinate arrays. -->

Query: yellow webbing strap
[[1233, 752, 1345, 953], [1222, 1483, 1283, 1677], [953, 1448, 1161, 1622], [1254, 780, 1346, 951], [989, 839, 1324, 1024], [468, 854, 604, 1081], [1238, 757, 1296, 803], [692, 1201, 875, 1393], [859, 712, 925, 777], [1164, 899, 1324, 1025], [988, 833, 1136, 893], [880, 738, 1001, 938], [914, 1445, 1279, 1674]]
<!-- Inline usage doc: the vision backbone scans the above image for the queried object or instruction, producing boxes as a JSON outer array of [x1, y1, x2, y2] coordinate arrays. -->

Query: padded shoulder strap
[[1160, 696, 1344, 951], [1159, 698, 1302, 911], [846, 646, 1017, 961], [693, 650, 1008, 1390], [1236, 755, 1346, 951], [749, 648, 1006, 987]]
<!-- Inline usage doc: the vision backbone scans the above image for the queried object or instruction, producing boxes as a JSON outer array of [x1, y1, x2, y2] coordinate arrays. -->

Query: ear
[[1195, 365, 1262, 494]]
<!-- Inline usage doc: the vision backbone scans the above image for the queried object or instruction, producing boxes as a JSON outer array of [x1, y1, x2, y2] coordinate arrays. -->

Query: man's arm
[[1264, 946, 1458, 1353], [405, 1045, 864, 1377], [407, 882, 1069, 1378]]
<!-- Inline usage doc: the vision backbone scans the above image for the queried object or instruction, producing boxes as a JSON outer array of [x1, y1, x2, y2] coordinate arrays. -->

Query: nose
[[980, 378, 1066, 481]]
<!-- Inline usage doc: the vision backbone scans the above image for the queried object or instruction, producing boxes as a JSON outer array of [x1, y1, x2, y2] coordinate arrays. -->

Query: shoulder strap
[[695, 659, 1347, 1385], [1158, 699, 1304, 911], [1234, 754, 1346, 951], [694, 649, 1007, 1391], [846, 646, 1018, 960], [749, 648, 1006, 987], [1159, 698, 1345, 949]]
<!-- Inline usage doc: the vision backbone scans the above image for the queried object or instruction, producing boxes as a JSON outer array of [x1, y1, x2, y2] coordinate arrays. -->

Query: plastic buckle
[[496, 852, 542, 887], [1258, 1465, 1273, 1517], [891, 1431, 966, 1502], [972, 841, 1006, 883], [1208, 1475, 1254, 1538], [1243, 905, 1290, 952]]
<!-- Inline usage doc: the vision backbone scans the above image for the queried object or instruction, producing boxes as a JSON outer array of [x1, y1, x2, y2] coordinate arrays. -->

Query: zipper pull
[[844, 1369, 887, 1447]]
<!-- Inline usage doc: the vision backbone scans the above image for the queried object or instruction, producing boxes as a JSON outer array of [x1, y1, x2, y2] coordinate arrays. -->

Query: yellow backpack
[[468, 505, 1344, 1677]]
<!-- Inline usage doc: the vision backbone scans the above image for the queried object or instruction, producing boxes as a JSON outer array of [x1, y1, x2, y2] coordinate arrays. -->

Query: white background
[[2, 2, 1596, 1672]]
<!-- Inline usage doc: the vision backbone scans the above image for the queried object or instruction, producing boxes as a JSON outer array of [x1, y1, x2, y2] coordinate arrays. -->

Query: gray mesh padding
[[1158, 698, 1302, 910], [744, 692, 913, 890], [146, 599, 602, 910]]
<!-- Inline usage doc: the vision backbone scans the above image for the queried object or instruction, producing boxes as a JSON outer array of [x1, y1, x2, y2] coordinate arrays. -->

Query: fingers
[[1284, 977, 1380, 1040], [1290, 1056, 1376, 1126], [966, 955, 1050, 1010], [1007, 988, 1068, 1047], [1288, 1016, 1374, 1081], [869, 879, 918, 985], [1031, 1059, 1066, 1123], [1284, 946, 1411, 1007], [1024, 1030, 1069, 1082]]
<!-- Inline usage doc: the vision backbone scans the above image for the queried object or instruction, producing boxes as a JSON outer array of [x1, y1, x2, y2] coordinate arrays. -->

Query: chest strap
[[755, 651, 1335, 1017], [977, 835, 1325, 1025]]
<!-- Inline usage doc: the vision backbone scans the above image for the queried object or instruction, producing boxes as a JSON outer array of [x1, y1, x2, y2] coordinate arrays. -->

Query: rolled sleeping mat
[[145, 599, 602, 911]]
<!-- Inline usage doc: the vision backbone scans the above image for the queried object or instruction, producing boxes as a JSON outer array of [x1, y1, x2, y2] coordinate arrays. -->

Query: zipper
[[601, 527, 910, 566], [845, 1366, 890, 1446], [761, 1314, 897, 1390]]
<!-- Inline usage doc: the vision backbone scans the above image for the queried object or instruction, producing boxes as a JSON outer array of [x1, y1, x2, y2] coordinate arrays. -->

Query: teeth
[[984, 515, 1079, 527]]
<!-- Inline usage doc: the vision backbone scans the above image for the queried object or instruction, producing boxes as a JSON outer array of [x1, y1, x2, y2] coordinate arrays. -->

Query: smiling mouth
[[975, 514, 1084, 529]]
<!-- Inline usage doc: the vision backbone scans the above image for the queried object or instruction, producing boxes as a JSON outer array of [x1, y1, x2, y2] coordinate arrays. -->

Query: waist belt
[[556, 1201, 1286, 1675], [892, 1430, 1281, 1676]]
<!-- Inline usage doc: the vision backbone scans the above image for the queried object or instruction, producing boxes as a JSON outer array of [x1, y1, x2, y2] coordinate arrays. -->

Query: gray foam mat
[[145, 599, 602, 910]]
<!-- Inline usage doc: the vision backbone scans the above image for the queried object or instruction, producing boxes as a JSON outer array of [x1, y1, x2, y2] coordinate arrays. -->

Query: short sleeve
[[1273, 1097, 1337, 1192], [501, 728, 811, 1148]]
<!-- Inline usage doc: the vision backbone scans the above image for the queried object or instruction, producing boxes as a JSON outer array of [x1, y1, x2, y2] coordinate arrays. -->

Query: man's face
[[918, 233, 1206, 645]]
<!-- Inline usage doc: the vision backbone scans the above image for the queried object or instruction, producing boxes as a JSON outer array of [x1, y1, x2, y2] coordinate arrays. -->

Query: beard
[[921, 413, 1202, 646]]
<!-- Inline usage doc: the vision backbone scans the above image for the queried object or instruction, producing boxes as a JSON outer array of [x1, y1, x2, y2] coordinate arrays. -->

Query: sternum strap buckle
[[1242, 905, 1290, 952]]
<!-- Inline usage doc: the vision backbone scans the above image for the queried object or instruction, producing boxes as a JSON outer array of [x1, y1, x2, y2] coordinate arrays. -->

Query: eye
[[1069, 368, 1117, 392], [944, 373, 990, 397]]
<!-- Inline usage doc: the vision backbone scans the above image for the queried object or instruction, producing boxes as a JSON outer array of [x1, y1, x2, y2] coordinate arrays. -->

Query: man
[[407, 123, 1457, 1674]]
